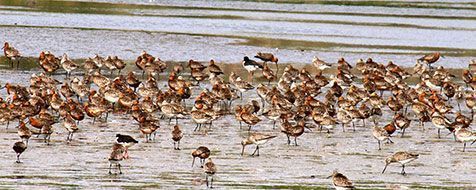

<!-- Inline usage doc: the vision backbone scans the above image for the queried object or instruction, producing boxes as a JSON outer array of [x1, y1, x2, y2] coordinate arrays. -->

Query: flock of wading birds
[[2, 41, 476, 189]]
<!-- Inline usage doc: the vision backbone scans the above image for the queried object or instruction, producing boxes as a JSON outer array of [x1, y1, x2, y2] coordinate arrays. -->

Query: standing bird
[[418, 52, 440, 69], [327, 170, 355, 190], [171, 125, 183, 150], [108, 143, 125, 175], [454, 126, 476, 152], [242, 56, 263, 83], [312, 56, 332, 70], [115, 134, 138, 159], [254, 52, 278, 73], [262, 64, 276, 84], [372, 126, 393, 150], [382, 151, 419, 175], [241, 133, 276, 156], [2, 42, 21, 69], [204, 158, 217, 189], [60, 53, 78, 78], [208, 59, 224, 76], [13, 141, 27, 163], [192, 146, 211, 167], [63, 115, 79, 142], [17, 121, 32, 145]]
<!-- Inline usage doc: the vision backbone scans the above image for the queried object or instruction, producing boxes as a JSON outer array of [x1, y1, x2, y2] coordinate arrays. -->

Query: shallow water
[[0, 67, 475, 189], [0, 0, 475, 67]]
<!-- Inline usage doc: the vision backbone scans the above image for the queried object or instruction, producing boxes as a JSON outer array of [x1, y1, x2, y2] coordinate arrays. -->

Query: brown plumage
[[171, 125, 183, 150], [327, 170, 355, 189], [418, 52, 440, 65], [255, 52, 279, 73], [17, 121, 32, 145], [208, 59, 224, 75], [204, 158, 217, 188], [192, 146, 210, 167], [3, 42, 22, 69], [382, 151, 419, 175], [108, 143, 126, 175]]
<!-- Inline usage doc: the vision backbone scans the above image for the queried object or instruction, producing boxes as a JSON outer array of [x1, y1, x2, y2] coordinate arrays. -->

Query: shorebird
[[63, 114, 79, 142], [17, 121, 32, 145], [192, 146, 210, 167], [430, 111, 451, 138], [394, 113, 411, 137], [208, 59, 224, 76], [418, 52, 440, 69], [204, 158, 217, 189], [60, 53, 78, 78], [242, 56, 263, 83], [113, 56, 126, 74], [454, 126, 476, 152], [38, 51, 60, 74], [372, 126, 393, 150], [327, 170, 355, 190], [312, 56, 332, 70], [41, 124, 53, 145], [116, 134, 138, 159], [382, 151, 419, 175], [240, 108, 261, 131], [126, 72, 141, 92], [108, 143, 125, 175], [13, 141, 27, 163], [262, 64, 276, 84], [171, 125, 183, 150], [255, 52, 278, 73], [139, 121, 159, 142], [281, 119, 306, 146], [241, 133, 276, 156], [2, 42, 21, 69]]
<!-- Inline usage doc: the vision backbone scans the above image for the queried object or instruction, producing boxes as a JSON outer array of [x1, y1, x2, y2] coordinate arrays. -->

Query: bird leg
[[378, 140, 381, 150], [401, 165, 406, 175], [16, 153, 21, 163], [118, 163, 122, 174], [192, 157, 196, 167], [294, 137, 298, 146], [109, 163, 113, 174], [463, 142, 466, 152], [251, 145, 259, 156], [210, 176, 214, 188], [401, 128, 406, 137]]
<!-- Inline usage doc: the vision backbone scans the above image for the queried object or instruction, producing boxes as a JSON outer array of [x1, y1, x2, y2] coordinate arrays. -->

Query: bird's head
[[2, 42, 9, 49]]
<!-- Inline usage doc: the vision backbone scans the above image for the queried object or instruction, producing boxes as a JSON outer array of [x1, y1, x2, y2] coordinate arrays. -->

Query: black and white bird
[[115, 134, 138, 159], [242, 56, 263, 83]]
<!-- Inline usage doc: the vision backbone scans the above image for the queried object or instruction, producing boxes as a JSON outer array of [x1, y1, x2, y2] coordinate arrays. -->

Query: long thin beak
[[241, 145, 245, 156], [382, 164, 388, 174], [471, 139, 476, 145], [326, 175, 332, 179]]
